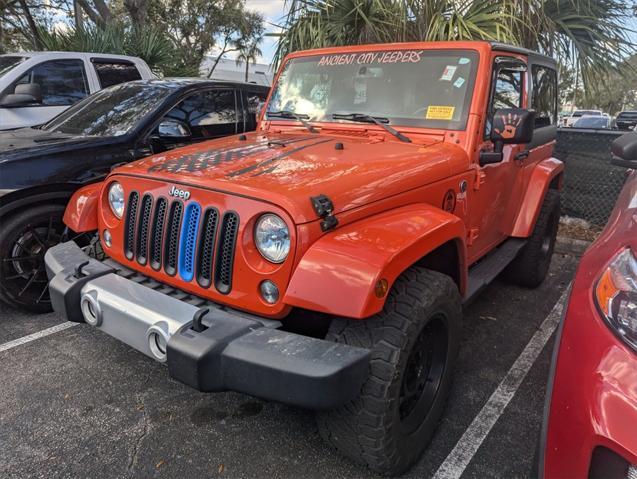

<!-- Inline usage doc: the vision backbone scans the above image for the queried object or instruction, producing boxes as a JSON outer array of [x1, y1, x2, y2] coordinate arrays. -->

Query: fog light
[[103, 229, 112, 247], [260, 280, 279, 304]]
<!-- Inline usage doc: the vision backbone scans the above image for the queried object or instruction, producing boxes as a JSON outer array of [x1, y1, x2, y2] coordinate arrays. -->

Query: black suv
[[0, 78, 269, 312], [616, 111, 637, 131]]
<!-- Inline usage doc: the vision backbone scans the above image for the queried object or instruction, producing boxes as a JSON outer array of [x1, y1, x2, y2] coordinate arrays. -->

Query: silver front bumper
[[44, 241, 370, 409]]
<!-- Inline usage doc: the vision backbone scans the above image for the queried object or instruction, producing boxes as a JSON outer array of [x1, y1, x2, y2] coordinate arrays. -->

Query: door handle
[[515, 149, 529, 161]]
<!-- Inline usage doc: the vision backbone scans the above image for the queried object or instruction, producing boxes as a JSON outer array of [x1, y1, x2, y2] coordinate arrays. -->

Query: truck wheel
[[506, 189, 560, 288], [316, 267, 462, 475], [0, 204, 97, 313]]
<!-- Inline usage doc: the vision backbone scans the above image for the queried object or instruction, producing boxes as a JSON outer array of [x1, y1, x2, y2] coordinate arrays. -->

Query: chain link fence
[[554, 129, 628, 227]]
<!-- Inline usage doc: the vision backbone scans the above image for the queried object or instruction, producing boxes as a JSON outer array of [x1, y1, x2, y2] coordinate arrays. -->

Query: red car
[[540, 132, 637, 478]]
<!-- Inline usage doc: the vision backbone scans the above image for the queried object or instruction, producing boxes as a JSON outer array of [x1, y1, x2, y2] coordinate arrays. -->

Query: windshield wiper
[[332, 113, 411, 143], [266, 110, 318, 133]]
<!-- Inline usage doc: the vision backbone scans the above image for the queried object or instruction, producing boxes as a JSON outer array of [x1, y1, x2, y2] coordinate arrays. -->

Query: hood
[[0, 128, 102, 160], [115, 131, 469, 223]]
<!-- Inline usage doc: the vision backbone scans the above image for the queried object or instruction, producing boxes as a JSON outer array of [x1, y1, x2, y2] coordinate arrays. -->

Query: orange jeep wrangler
[[45, 41, 562, 474]]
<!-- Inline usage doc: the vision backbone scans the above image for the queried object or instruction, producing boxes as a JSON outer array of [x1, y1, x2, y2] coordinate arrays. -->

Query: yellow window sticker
[[426, 106, 455, 120]]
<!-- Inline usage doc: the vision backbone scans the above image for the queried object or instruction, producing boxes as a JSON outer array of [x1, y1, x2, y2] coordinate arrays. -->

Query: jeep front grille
[[136, 194, 153, 266], [196, 208, 219, 288], [149, 197, 167, 270], [164, 200, 183, 277], [122, 194, 239, 293], [124, 191, 139, 260], [215, 212, 239, 294], [178, 202, 201, 282]]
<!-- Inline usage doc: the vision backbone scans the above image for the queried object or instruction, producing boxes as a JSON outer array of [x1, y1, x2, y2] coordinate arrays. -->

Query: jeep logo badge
[[169, 185, 191, 200]]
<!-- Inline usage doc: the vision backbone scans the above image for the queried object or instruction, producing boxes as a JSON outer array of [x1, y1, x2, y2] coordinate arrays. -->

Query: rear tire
[[505, 189, 560, 288], [316, 267, 462, 475]]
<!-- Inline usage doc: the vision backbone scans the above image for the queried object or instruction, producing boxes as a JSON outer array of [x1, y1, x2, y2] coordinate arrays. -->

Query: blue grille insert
[[178, 202, 201, 282]]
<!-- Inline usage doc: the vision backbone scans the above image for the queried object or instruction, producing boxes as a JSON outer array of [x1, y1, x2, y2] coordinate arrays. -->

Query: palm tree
[[274, 0, 636, 88], [236, 38, 263, 82]]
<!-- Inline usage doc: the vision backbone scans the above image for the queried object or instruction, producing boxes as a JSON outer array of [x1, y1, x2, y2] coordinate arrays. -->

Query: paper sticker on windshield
[[426, 106, 455, 120], [440, 65, 457, 81], [458, 57, 471, 65], [453, 77, 465, 89]]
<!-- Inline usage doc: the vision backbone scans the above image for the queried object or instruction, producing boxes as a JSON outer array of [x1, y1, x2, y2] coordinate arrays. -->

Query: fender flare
[[0, 184, 77, 218], [284, 204, 466, 319], [63, 182, 103, 232], [511, 158, 564, 238]]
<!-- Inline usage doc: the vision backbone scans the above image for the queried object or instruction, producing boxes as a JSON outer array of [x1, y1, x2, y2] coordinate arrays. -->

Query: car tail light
[[595, 248, 637, 352]]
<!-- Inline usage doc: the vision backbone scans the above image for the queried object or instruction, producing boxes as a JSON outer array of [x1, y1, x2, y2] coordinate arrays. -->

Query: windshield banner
[[317, 50, 424, 67]]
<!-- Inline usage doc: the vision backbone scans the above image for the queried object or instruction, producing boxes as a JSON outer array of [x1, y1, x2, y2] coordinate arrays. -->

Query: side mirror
[[480, 108, 536, 166], [0, 83, 43, 108], [156, 119, 191, 140], [611, 131, 637, 169]]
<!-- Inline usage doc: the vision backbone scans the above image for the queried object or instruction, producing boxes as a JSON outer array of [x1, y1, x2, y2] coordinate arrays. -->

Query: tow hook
[[191, 307, 210, 332], [311, 194, 339, 232], [74, 260, 90, 278]]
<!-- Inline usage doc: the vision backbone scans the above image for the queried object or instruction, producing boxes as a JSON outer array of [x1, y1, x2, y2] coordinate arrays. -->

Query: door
[[0, 59, 89, 129], [467, 56, 527, 261], [147, 88, 238, 153]]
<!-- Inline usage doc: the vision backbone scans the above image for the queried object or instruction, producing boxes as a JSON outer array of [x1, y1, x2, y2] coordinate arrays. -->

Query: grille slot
[[196, 208, 219, 288], [124, 191, 139, 260], [149, 197, 167, 270], [136, 194, 153, 265], [177, 202, 201, 282], [163, 201, 183, 276], [214, 212, 239, 294]]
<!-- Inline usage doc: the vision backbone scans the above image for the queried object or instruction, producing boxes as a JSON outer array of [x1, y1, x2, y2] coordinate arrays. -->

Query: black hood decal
[[146, 135, 318, 174], [145, 135, 332, 177], [228, 138, 334, 178]]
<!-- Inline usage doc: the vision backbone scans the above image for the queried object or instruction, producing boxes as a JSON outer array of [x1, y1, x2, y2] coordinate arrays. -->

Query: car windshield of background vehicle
[[574, 116, 609, 128], [43, 82, 173, 136], [0, 56, 26, 79], [573, 110, 601, 118], [266, 49, 479, 130]]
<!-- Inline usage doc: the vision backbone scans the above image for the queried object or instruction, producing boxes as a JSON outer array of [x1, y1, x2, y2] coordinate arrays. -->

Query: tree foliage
[[274, 0, 636, 90], [0, 0, 265, 77]]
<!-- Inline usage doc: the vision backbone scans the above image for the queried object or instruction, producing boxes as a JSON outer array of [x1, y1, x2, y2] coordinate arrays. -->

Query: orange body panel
[[285, 204, 465, 318], [63, 183, 101, 232], [511, 158, 564, 237], [63, 41, 562, 320]]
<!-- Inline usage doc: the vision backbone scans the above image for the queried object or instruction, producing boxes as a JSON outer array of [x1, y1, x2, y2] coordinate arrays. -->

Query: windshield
[[573, 110, 600, 117], [618, 112, 637, 120], [267, 49, 479, 130], [0, 56, 26, 79], [574, 116, 609, 128], [43, 82, 173, 136]]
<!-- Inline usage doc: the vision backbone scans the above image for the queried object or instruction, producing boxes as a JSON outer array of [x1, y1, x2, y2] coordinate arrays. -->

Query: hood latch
[[311, 194, 338, 232]]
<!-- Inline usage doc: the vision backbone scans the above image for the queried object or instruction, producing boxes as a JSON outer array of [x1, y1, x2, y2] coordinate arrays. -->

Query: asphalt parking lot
[[0, 251, 579, 479]]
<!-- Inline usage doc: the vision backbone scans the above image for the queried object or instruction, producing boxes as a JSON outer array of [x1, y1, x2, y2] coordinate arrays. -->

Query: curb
[[555, 236, 592, 256]]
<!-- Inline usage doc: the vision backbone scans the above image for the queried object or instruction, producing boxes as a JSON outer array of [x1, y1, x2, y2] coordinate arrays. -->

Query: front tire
[[316, 267, 462, 475]]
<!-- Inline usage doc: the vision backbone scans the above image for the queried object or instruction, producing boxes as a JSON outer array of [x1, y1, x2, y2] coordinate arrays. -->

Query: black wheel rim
[[399, 315, 448, 435], [1, 215, 98, 308]]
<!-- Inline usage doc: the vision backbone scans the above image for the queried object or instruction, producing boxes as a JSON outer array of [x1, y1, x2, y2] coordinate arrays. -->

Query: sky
[[244, 0, 286, 64]]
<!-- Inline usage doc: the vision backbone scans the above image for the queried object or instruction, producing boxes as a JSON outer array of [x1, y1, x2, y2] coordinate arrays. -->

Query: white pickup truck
[[0, 52, 154, 130]]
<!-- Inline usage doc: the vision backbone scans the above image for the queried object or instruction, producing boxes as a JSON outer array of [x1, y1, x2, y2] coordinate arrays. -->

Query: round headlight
[[108, 182, 125, 218], [255, 214, 290, 263]]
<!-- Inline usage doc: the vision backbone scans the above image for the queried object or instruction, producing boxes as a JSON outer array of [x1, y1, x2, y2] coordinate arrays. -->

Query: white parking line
[[433, 288, 569, 479], [0, 322, 78, 353]]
